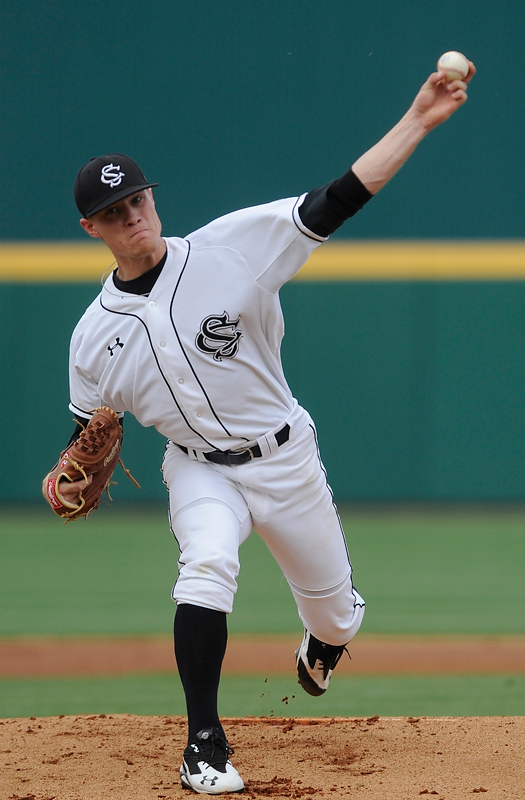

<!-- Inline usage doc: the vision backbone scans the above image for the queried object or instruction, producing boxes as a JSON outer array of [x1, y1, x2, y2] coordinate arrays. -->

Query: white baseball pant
[[161, 407, 365, 646]]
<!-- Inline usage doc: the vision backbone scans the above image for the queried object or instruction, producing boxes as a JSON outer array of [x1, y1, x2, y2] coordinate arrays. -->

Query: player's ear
[[80, 218, 102, 239]]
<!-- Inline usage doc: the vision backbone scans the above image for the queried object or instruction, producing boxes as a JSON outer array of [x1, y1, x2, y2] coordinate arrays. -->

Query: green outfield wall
[[2, 0, 525, 502], [0, 0, 522, 242], [2, 241, 525, 503]]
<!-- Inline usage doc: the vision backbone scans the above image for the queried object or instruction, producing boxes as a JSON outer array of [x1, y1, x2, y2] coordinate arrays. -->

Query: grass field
[[1, 505, 525, 717], [1, 673, 525, 719]]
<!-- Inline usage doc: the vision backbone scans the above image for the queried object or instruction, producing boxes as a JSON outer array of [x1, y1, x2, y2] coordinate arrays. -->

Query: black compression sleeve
[[298, 168, 373, 238]]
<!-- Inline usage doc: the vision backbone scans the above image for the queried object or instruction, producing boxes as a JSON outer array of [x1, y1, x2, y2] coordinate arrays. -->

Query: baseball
[[437, 50, 469, 81]]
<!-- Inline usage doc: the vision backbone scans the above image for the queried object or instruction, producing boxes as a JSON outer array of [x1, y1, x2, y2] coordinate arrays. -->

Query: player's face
[[80, 189, 163, 261]]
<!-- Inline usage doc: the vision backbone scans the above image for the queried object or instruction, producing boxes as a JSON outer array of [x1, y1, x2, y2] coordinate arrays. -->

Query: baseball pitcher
[[43, 62, 475, 794]]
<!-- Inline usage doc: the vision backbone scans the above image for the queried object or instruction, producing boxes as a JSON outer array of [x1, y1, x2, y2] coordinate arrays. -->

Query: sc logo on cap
[[101, 163, 125, 188]]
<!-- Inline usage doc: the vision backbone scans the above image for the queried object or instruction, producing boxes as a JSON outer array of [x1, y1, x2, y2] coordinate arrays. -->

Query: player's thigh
[[163, 443, 253, 611], [171, 498, 253, 612], [249, 425, 352, 592]]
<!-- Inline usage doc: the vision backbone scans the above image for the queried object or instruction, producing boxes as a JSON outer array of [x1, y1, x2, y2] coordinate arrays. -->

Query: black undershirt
[[113, 249, 168, 296]]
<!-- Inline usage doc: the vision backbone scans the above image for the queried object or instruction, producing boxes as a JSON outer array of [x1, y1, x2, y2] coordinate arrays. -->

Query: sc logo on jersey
[[196, 312, 242, 362]]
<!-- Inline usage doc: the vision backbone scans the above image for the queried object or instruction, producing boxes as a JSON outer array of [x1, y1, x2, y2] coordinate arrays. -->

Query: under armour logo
[[108, 337, 124, 356], [196, 312, 242, 362], [101, 163, 125, 187], [200, 776, 219, 786]]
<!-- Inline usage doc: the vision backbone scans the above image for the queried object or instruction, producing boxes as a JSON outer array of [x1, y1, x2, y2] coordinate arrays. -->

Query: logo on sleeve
[[196, 312, 242, 362], [101, 163, 125, 187]]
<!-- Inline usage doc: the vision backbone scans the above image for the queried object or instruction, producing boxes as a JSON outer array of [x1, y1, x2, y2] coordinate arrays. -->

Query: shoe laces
[[309, 637, 349, 679], [194, 728, 234, 770]]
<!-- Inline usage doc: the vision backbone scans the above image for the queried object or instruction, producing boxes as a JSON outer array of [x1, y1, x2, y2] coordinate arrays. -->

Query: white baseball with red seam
[[437, 51, 469, 81]]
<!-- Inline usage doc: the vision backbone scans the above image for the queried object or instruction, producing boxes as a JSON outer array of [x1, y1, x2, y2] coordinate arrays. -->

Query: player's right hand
[[412, 61, 476, 132], [58, 475, 93, 504], [41, 474, 92, 505]]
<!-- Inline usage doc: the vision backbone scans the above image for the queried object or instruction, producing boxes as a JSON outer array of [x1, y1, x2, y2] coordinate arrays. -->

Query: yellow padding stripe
[[0, 243, 111, 282], [297, 241, 525, 280], [1, 240, 525, 281]]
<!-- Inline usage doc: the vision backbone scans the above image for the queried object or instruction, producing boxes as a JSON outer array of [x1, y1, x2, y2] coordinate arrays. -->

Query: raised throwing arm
[[352, 62, 476, 195]]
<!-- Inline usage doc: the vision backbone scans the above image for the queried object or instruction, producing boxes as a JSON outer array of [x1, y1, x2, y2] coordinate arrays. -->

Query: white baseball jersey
[[69, 195, 326, 451]]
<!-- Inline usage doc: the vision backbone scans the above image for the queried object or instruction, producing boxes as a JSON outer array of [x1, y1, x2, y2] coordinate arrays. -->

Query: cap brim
[[85, 182, 159, 217]]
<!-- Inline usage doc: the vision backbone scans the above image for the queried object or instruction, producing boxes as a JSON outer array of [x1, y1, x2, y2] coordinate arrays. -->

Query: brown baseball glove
[[43, 406, 139, 522]]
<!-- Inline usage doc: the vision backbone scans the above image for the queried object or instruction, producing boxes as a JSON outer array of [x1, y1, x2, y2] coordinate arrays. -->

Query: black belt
[[177, 423, 290, 466]]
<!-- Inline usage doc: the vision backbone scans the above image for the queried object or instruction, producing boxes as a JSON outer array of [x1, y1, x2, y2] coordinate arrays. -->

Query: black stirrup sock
[[174, 603, 228, 743]]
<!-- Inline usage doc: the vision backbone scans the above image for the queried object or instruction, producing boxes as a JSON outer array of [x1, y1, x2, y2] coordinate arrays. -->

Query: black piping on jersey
[[291, 196, 326, 242], [169, 239, 238, 441], [99, 270, 218, 450], [70, 402, 93, 420]]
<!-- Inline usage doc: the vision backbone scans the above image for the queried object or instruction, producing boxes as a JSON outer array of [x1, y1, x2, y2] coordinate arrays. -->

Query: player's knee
[[289, 573, 365, 646], [315, 598, 365, 645]]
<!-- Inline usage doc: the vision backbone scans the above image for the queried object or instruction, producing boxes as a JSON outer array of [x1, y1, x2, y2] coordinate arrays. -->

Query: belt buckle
[[232, 447, 254, 464]]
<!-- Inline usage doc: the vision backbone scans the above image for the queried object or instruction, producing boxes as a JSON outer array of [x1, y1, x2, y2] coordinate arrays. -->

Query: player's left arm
[[352, 62, 476, 195]]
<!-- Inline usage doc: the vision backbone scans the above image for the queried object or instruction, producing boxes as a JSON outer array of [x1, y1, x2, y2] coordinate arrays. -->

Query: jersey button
[[160, 341, 166, 347], [196, 412, 202, 417], [148, 301, 155, 307], [178, 378, 184, 384]]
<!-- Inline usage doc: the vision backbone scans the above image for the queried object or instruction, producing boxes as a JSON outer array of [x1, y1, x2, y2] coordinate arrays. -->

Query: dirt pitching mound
[[1, 713, 523, 799]]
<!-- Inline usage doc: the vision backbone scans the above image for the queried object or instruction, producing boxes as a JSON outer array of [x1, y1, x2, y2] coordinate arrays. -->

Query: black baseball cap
[[73, 153, 159, 218]]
